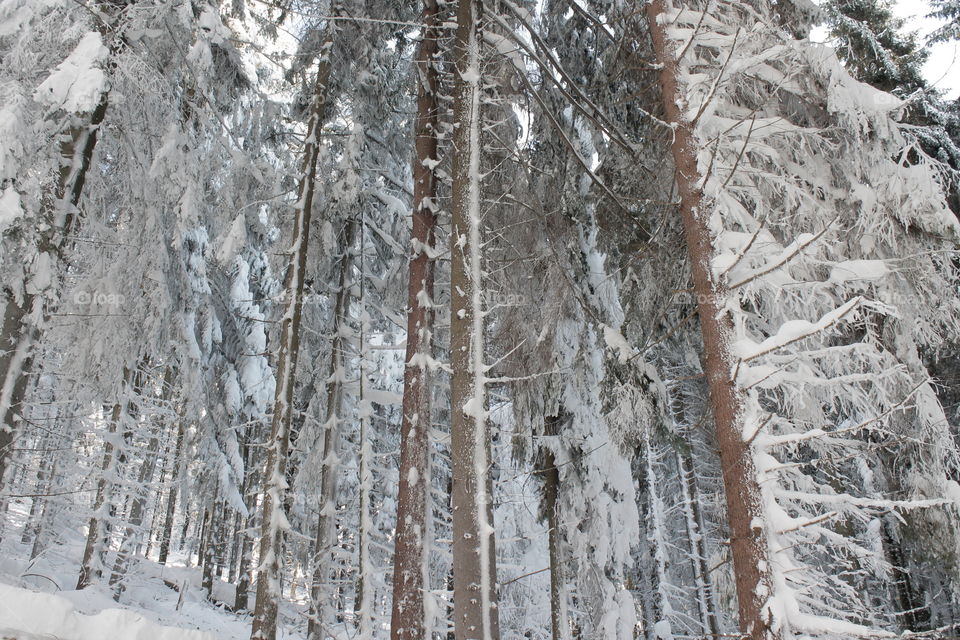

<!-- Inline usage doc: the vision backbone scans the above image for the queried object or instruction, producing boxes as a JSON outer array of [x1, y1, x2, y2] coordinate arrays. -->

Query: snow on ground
[[0, 520, 260, 640], [0, 582, 216, 640]]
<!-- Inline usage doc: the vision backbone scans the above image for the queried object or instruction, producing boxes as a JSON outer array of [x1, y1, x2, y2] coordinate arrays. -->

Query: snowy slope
[[0, 583, 216, 640]]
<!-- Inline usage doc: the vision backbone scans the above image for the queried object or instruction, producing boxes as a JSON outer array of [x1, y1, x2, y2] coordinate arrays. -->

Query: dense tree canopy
[[1, 1, 960, 639]]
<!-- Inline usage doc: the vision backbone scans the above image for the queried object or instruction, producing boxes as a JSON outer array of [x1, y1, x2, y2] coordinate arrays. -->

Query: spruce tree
[[929, 0, 960, 43], [825, 0, 960, 213], [825, 0, 927, 94]]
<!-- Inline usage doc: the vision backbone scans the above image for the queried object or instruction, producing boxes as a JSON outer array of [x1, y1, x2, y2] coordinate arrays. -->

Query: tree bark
[[355, 279, 373, 639], [449, 1, 500, 638], [390, 1, 440, 638], [201, 499, 216, 598], [645, 2, 776, 638], [20, 430, 52, 546], [29, 456, 59, 561], [215, 499, 230, 578], [642, 429, 674, 637], [250, 20, 336, 640], [0, 293, 33, 488], [181, 504, 193, 561]]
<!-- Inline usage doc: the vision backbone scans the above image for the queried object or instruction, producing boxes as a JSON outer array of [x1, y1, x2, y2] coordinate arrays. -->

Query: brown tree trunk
[[449, 1, 500, 638], [645, 2, 776, 639], [250, 21, 336, 640], [390, 1, 440, 638]]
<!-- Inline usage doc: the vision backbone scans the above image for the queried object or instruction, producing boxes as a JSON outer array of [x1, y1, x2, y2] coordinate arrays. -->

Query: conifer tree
[[929, 0, 960, 43], [825, 0, 927, 94], [391, 1, 441, 638], [250, 15, 338, 640]]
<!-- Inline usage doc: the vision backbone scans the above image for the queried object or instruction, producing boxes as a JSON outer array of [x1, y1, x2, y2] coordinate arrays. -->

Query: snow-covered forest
[[1, 0, 960, 639]]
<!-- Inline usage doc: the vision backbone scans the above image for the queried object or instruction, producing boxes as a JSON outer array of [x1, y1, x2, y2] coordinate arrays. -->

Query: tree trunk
[[20, 430, 53, 546], [250, 21, 336, 640], [633, 451, 659, 640], [355, 285, 373, 639], [449, 1, 500, 638], [181, 504, 192, 561], [77, 367, 131, 590], [882, 516, 927, 631], [642, 430, 673, 638], [29, 457, 59, 561], [158, 402, 186, 566], [216, 499, 229, 578], [228, 508, 241, 583], [539, 414, 567, 640], [390, 0, 440, 638], [235, 444, 259, 611], [0, 94, 110, 491], [201, 503, 214, 597], [144, 427, 174, 561], [306, 219, 356, 640], [110, 367, 171, 597], [0, 293, 34, 488], [645, 2, 776, 638], [109, 425, 161, 599], [677, 448, 721, 639]]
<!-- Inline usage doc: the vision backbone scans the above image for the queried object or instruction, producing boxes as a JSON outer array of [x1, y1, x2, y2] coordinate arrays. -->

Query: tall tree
[[0, 24, 114, 489], [644, 1, 777, 638], [449, 0, 501, 638], [250, 19, 337, 640], [306, 219, 355, 640], [825, 0, 960, 213], [645, 0, 960, 636], [390, 1, 441, 638]]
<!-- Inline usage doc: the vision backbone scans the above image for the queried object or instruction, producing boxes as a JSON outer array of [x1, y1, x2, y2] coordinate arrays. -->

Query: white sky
[[893, 0, 959, 98]]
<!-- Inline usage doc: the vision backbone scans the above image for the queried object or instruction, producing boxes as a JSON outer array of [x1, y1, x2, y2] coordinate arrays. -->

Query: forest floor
[[0, 517, 258, 640]]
